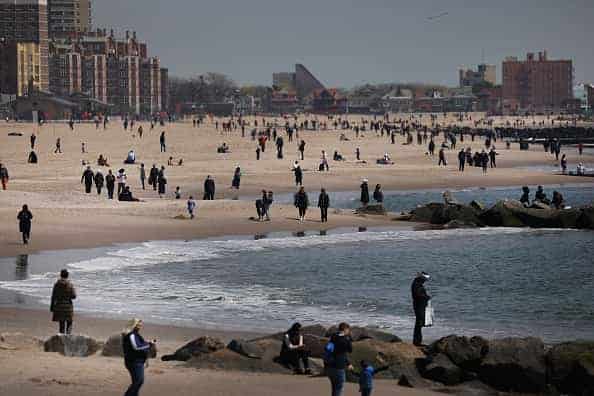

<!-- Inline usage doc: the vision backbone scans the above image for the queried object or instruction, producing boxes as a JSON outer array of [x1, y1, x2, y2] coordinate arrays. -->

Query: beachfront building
[[588, 84, 594, 113], [502, 51, 573, 114], [272, 64, 325, 102], [0, 0, 50, 95], [459, 64, 496, 88], [309, 88, 347, 113], [48, 0, 91, 38], [48, 29, 167, 115], [380, 88, 414, 113]]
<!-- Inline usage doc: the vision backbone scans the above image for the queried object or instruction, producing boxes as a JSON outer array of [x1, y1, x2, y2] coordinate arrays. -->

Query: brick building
[[502, 51, 573, 114], [0, 0, 49, 95], [49, 29, 167, 114], [587, 84, 594, 113]]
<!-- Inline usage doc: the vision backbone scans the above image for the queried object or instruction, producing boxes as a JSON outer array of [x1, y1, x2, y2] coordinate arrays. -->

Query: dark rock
[[44, 334, 101, 357], [428, 335, 488, 372], [161, 336, 225, 362], [227, 338, 281, 360], [422, 353, 464, 385], [443, 204, 483, 226], [410, 203, 447, 224], [577, 206, 594, 229], [302, 334, 329, 360], [547, 341, 594, 396], [557, 208, 582, 228], [324, 326, 401, 343], [355, 204, 387, 215], [469, 200, 485, 212], [443, 220, 478, 229], [478, 337, 546, 393], [480, 200, 525, 227]]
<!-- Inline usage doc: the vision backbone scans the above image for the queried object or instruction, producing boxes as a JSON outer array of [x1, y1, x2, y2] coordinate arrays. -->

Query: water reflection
[[15, 254, 28, 281]]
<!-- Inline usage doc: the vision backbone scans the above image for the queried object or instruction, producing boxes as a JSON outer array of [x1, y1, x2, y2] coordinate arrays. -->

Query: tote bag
[[424, 301, 435, 327]]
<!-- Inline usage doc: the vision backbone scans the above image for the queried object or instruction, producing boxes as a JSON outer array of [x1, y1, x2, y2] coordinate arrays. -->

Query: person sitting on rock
[[552, 191, 564, 209], [333, 150, 345, 161], [520, 186, 530, 207], [576, 163, 585, 176], [279, 322, 311, 375], [217, 143, 230, 153], [534, 185, 550, 205], [28, 151, 38, 164]]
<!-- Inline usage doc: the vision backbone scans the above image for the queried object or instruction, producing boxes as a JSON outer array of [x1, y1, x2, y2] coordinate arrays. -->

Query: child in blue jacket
[[356, 360, 389, 396]]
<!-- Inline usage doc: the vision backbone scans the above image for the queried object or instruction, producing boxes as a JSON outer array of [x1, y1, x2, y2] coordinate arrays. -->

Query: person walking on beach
[[279, 323, 312, 375], [232, 166, 241, 189], [458, 149, 466, 172], [17, 204, 33, 244], [203, 175, 215, 200], [148, 164, 158, 191], [54, 138, 62, 154], [81, 166, 94, 194], [326, 322, 353, 396], [30, 133, 36, 149], [438, 148, 447, 166], [294, 186, 309, 222], [139, 164, 146, 190], [0, 163, 9, 190], [411, 272, 431, 346], [106, 170, 116, 200], [117, 169, 127, 196], [276, 136, 284, 159], [122, 318, 156, 396], [489, 148, 498, 168], [94, 169, 104, 195], [50, 269, 76, 334], [187, 196, 196, 219], [360, 179, 370, 206], [298, 140, 306, 160], [318, 188, 330, 223], [159, 131, 166, 152], [157, 168, 167, 198], [373, 184, 383, 203], [294, 162, 303, 186]]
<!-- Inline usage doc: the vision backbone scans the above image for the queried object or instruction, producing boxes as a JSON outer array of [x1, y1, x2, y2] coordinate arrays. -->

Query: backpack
[[323, 340, 336, 366]]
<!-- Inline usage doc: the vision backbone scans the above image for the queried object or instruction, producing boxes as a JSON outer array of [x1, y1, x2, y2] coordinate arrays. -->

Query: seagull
[[427, 12, 449, 21]]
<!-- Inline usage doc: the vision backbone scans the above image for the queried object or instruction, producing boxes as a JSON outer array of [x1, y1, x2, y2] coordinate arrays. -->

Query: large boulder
[[324, 326, 401, 343], [44, 334, 101, 357], [480, 200, 525, 227], [577, 206, 594, 229], [102, 333, 124, 357], [410, 203, 447, 224], [346, 339, 431, 387], [443, 204, 483, 226], [478, 337, 546, 393], [422, 353, 465, 385], [355, 204, 387, 215], [428, 335, 488, 372], [162, 336, 225, 362], [252, 324, 328, 341], [547, 341, 594, 396]]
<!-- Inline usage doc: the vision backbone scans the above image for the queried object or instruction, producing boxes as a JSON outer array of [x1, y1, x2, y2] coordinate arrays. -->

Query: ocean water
[[1, 226, 592, 343], [275, 184, 594, 214]]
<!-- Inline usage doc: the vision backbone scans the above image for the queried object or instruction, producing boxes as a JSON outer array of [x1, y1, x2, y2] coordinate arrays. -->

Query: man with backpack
[[324, 322, 353, 396]]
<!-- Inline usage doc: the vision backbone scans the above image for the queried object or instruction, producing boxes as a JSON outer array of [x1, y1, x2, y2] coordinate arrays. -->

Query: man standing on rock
[[411, 272, 431, 346], [50, 269, 76, 334]]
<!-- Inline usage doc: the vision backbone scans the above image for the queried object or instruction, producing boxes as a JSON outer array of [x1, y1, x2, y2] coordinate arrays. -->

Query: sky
[[94, 0, 594, 88]]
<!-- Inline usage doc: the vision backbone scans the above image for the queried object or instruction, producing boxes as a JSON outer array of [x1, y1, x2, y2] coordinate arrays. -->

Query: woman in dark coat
[[373, 184, 384, 203], [360, 179, 370, 206], [17, 204, 33, 244], [232, 167, 241, 189], [294, 187, 309, 222], [50, 269, 76, 334], [157, 174, 167, 197]]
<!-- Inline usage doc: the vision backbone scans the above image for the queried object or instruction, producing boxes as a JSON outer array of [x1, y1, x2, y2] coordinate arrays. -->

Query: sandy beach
[[1, 114, 592, 257], [1, 114, 593, 395]]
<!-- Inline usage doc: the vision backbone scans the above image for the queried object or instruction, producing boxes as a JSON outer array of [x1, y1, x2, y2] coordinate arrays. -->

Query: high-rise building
[[48, 0, 91, 37], [587, 84, 594, 112], [0, 0, 49, 94], [459, 64, 496, 88], [502, 51, 573, 114]]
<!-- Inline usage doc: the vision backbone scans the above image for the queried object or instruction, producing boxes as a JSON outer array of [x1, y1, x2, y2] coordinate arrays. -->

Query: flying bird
[[427, 12, 449, 21]]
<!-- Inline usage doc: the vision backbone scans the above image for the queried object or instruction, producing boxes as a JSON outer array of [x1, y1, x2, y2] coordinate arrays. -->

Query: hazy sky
[[94, 0, 593, 87]]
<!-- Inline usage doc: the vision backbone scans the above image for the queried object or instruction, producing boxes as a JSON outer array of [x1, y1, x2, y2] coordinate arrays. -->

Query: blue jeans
[[327, 367, 346, 396], [124, 361, 145, 396]]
